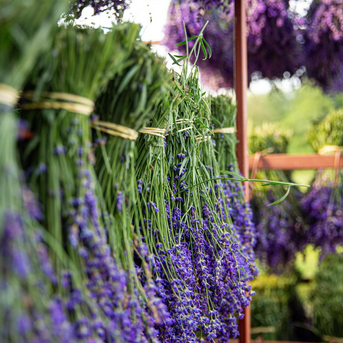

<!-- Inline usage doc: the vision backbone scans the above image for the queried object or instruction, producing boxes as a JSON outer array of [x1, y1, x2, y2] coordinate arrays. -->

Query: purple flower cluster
[[252, 189, 308, 273], [303, 0, 343, 92], [217, 171, 257, 263], [163, 0, 302, 89], [164, 0, 343, 92], [138, 118, 257, 341], [0, 193, 80, 342], [67, 168, 163, 342], [301, 175, 343, 258]]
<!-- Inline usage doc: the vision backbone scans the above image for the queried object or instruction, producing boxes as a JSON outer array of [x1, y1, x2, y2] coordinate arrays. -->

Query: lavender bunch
[[0, 108, 78, 342], [301, 175, 343, 258], [303, 0, 343, 93], [301, 109, 343, 258], [135, 31, 257, 341], [0, 1, 78, 341], [93, 41, 173, 341], [211, 94, 257, 263], [163, 0, 302, 90], [249, 124, 308, 273], [19, 24, 150, 341]]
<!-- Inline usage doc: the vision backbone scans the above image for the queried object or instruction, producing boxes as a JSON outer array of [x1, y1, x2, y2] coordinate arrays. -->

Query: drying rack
[[233, 1, 343, 342]]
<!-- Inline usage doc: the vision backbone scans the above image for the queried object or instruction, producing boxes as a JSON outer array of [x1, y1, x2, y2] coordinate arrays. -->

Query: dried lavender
[[135, 30, 257, 341], [94, 40, 173, 341], [0, 1, 77, 341], [19, 24, 150, 341], [211, 94, 257, 264], [249, 124, 308, 273], [0, 111, 78, 342], [301, 109, 343, 259], [304, 0, 343, 93]]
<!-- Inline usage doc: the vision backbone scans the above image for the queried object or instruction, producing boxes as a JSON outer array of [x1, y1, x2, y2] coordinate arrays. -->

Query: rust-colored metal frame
[[248, 154, 343, 170], [234, 0, 251, 342]]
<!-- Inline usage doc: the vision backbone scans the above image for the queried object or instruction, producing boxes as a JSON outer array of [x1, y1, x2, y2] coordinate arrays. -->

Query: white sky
[[77, 0, 311, 95]]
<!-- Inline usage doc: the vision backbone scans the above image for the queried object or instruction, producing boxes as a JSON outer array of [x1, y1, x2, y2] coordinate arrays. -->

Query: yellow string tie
[[196, 135, 212, 143], [92, 123, 167, 140], [177, 126, 193, 133], [21, 91, 94, 116], [0, 84, 19, 107], [91, 121, 138, 141], [140, 127, 166, 138], [175, 118, 194, 124], [213, 127, 235, 134]]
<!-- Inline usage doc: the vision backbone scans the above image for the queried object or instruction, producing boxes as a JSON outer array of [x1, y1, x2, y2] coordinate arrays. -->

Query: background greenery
[[248, 80, 343, 341], [248, 81, 342, 186]]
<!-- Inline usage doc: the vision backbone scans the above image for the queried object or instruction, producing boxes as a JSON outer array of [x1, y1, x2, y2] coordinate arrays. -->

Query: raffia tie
[[213, 127, 235, 134], [92, 121, 139, 141], [92, 121, 167, 140], [21, 91, 94, 116], [139, 127, 166, 138], [196, 135, 212, 143], [0, 84, 19, 107]]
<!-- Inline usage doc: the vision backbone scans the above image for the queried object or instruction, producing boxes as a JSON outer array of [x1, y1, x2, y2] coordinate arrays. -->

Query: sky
[[77, 0, 312, 95]]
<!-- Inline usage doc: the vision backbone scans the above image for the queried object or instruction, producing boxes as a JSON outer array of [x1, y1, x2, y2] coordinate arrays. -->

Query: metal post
[[234, 0, 251, 342]]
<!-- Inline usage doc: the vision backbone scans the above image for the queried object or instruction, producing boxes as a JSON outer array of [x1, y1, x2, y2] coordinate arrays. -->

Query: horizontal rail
[[248, 154, 343, 171]]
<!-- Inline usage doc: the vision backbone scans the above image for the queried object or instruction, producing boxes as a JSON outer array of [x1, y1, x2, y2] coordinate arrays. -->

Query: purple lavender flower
[[55, 145, 67, 155]]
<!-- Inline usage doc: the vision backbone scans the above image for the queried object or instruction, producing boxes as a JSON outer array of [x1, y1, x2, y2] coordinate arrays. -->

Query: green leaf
[[118, 64, 140, 93], [200, 39, 207, 60], [203, 38, 212, 58], [168, 53, 182, 66], [267, 185, 291, 207], [175, 35, 198, 47]]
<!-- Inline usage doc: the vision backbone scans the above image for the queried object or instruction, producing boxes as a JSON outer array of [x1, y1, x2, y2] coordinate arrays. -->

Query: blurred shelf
[[249, 153, 343, 171]]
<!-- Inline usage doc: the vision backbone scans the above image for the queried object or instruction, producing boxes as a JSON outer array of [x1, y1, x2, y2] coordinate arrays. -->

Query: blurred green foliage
[[250, 272, 317, 341], [311, 254, 343, 338], [248, 84, 335, 154], [308, 109, 343, 152], [248, 84, 342, 185], [248, 122, 291, 155], [250, 273, 294, 340], [248, 83, 343, 342]]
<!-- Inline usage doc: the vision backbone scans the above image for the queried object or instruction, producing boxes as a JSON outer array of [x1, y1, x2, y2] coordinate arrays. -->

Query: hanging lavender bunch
[[301, 175, 343, 258], [163, 0, 302, 90], [211, 95, 257, 263], [303, 0, 343, 93], [19, 24, 150, 341], [0, 107, 78, 342], [189, 0, 232, 13], [0, 1, 77, 341], [135, 31, 257, 341], [93, 41, 173, 341], [249, 124, 308, 273], [301, 109, 343, 258]]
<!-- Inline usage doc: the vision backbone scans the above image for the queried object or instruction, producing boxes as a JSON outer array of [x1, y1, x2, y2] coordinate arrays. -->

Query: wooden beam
[[235, 1, 251, 342], [235, 0, 249, 192], [248, 154, 343, 171]]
